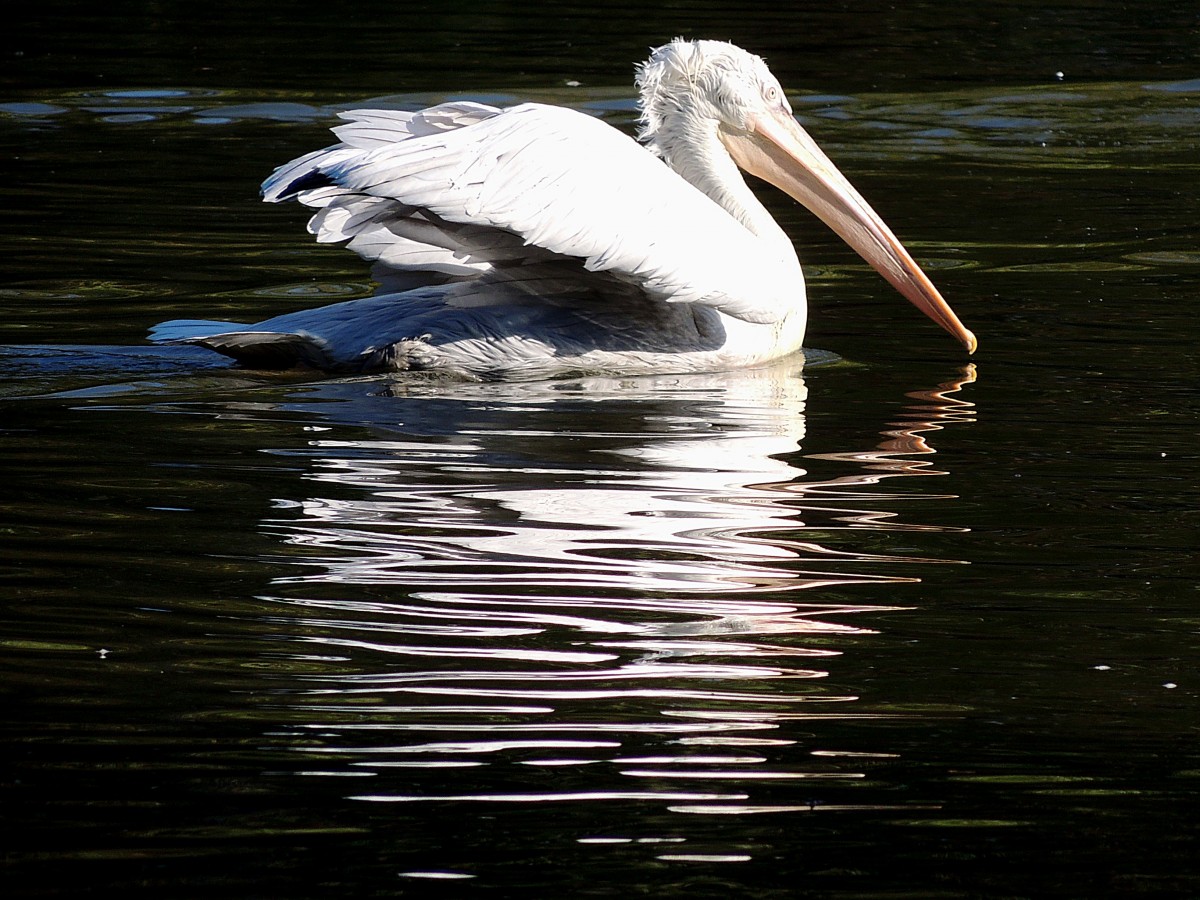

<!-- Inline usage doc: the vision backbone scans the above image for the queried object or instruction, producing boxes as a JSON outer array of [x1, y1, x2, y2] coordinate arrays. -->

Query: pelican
[[151, 39, 976, 378]]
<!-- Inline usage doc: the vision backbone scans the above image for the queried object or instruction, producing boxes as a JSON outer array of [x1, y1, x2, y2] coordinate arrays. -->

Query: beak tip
[[962, 330, 978, 355]]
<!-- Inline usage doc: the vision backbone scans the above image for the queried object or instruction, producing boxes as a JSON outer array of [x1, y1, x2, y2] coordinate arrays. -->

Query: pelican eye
[[762, 83, 792, 115]]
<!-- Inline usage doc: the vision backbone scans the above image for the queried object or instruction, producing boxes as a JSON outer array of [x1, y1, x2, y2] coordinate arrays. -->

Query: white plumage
[[151, 39, 974, 378]]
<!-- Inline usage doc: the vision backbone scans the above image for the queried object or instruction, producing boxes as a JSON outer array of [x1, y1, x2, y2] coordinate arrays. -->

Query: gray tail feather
[[149, 319, 333, 370], [149, 319, 249, 342]]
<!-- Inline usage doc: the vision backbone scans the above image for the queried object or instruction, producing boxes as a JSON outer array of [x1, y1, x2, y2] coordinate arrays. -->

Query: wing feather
[[262, 102, 793, 324]]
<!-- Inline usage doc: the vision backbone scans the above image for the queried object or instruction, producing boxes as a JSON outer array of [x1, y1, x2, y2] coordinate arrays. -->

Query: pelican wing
[[261, 102, 795, 325]]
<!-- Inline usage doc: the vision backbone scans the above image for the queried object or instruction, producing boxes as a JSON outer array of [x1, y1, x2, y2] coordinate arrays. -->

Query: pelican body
[[151, 40, 975, 378]]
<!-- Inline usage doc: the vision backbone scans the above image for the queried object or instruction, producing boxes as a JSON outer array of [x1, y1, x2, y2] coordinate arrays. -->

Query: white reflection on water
[[247, 359, 975, 827]]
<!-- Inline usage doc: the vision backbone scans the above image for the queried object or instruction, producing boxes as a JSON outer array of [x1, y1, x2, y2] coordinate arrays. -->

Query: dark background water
[[3, 2, 1199, 898]]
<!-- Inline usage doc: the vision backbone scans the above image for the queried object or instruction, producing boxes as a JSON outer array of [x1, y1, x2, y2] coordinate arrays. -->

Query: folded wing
[[261, 101, 795, 324]]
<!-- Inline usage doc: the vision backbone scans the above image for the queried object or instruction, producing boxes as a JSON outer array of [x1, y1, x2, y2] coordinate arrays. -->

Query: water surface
[[3, 4, 1199, 898]]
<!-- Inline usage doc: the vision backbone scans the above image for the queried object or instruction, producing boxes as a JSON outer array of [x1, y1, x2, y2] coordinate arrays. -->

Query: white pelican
[[151, 39, 976, 378]]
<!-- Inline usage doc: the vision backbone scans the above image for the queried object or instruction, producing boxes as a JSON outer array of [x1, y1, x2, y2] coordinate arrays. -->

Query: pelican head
[[636, 39, 977, 354]]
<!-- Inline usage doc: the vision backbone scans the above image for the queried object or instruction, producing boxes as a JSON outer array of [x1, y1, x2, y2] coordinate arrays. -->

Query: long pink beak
[[723, 107, 977, 354]]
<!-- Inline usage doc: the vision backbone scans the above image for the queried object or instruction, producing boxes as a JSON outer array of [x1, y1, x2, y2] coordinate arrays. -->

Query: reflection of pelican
[[269, 362, 819, 597], [265, 361, 975, 604], [152, 39, 975, 378], [248, 365, 978, 813]]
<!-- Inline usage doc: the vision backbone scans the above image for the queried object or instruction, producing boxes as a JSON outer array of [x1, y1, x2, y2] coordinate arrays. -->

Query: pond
[[3, 3, 1198, 897]]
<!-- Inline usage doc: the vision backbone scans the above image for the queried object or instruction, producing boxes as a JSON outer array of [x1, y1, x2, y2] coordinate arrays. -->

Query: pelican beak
[[723, 108, 977, 354]]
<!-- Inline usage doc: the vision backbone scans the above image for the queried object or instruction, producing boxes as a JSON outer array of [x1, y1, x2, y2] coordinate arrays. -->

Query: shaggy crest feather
[[635, 38, 782, 155]]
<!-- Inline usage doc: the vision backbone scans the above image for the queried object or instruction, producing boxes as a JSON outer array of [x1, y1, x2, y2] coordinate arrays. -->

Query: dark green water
[[3, 3, 1199, 898]]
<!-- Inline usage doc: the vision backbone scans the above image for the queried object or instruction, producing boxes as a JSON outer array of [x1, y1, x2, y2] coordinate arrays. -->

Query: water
[[3, 4, 1199, 897]]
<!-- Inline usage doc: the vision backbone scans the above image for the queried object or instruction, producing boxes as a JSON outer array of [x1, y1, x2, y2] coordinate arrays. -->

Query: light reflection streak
[[351, 791, 749, 803], [302, 689, 832, 703], [667, 804, 942, 815], [333, 739, 623, 754], [577, 837, 686, 844], [307, 721, 790, 734], [297, 663, 829, 690], [613, 755, 768, 764], [619, 770, 863, 780], [234, 360, 974, 846], [398, 872, 476, 880], [656, 854, 752, 862]]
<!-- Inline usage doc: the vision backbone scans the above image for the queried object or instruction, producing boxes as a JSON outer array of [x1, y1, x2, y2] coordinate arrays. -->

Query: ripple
[[1125, 250, 1200, 266], [250, 282, 373, 300], [352, 791, 747, 804], [656, 854, 752, 862], [143, 363, 976, 842], [398, 871, 476, 880]]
